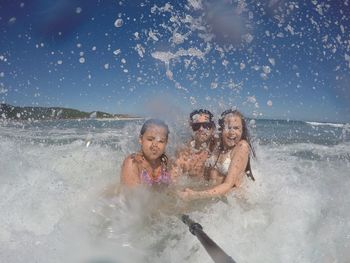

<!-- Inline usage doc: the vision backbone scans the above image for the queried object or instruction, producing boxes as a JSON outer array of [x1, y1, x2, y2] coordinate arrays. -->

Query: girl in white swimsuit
[[205, 149, 255, 182], [206, 152, 232, 177]]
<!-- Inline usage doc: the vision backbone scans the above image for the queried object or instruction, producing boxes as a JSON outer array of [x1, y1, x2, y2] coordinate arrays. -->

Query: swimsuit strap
[[206, 149, 254, 180], [159, 166, 171, 184], [140, 169, 153, 185], [140, 166, 171, 186]]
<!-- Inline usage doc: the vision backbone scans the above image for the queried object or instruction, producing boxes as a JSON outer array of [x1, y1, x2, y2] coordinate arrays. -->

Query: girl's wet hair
[[140, 118, 170, 139], [218, 109, 256, 180]]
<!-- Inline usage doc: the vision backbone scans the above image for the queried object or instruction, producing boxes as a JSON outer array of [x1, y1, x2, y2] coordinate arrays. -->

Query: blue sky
[[0, 0, 349, 122]]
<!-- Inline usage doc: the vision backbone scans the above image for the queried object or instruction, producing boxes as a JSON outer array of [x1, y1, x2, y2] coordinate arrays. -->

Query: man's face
[[191, 113, 214, 144]]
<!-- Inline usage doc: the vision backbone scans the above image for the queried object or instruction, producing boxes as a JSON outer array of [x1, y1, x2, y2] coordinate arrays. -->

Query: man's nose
[[199, 125, 205, 131]]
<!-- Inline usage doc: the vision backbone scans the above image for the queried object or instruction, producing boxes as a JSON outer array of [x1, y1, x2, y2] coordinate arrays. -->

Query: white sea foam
[[0, 121, 349, 262], [306, 121, 345, 128]]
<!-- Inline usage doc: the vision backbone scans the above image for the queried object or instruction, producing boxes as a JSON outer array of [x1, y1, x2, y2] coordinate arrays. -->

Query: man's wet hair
[[189, 109, 214, 123]]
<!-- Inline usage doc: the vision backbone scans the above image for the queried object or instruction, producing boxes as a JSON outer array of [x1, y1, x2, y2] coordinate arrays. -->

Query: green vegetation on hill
[[0, 103, 137, 120]]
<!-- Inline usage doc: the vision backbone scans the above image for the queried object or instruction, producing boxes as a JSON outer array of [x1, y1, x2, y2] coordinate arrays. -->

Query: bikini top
[[140, 166, 171, 186], [205, 154, 231, 175], [130, 153, 171, 186], [205, 151, 255, 181]]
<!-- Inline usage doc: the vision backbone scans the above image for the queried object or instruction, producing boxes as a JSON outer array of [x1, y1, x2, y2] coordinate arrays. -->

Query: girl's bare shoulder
[[232, 140, 250, 156], [123, 153, 143, 167], [237, 139, 249, 149]]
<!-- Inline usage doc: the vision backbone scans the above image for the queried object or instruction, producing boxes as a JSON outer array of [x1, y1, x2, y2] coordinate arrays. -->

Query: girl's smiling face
[[222, 114, 243, 148]]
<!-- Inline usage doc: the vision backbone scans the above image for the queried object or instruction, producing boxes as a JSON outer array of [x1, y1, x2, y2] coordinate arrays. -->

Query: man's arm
[[170, 148, 188, 180]]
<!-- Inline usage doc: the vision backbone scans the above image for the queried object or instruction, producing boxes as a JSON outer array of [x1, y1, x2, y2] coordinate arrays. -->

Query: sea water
[[0, 118, 349, 263]]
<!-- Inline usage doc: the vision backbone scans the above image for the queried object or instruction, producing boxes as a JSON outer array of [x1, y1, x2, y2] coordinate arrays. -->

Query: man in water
[[171, 109, 216, 180]]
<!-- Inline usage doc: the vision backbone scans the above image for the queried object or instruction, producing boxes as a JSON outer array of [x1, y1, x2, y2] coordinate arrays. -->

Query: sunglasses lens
[[202, 123, 212, 129], [191, 123, 201, 131], [192, 122, 212, 131]]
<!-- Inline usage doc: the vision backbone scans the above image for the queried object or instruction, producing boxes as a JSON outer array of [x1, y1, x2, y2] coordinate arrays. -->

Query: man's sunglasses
[[191, 122, 213, 131]]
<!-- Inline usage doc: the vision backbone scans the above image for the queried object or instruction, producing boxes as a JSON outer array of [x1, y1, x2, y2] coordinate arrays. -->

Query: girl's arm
[[121, 155, 141, 187], [180, 140, 250, 200]]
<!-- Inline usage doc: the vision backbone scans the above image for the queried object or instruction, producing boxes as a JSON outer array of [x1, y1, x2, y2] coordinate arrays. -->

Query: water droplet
[[114, 18, 123, 28]]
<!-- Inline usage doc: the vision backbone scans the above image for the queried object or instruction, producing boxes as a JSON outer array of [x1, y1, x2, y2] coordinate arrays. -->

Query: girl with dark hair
[[121, 119, 171, 187], [179, 109, 255, 200]]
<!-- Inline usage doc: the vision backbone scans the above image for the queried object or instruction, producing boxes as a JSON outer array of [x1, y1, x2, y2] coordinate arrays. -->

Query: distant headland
[[0, 103, 142, 121]]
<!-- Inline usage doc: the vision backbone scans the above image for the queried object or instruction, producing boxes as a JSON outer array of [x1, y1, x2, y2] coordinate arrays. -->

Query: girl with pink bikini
[[120, 119, 171, 187]]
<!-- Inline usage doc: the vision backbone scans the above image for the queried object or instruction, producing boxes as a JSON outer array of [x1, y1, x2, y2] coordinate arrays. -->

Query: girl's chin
[[224, 141, 236, 147], [144, 154, 161, 161]]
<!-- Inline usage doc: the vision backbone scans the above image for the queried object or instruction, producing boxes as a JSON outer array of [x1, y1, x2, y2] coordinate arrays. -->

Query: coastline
[[0, 117, 145, 123], [94, 117, 144, 121]]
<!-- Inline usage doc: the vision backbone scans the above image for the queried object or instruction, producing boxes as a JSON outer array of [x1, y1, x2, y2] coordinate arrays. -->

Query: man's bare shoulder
[[175, 141, 192, 157]]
